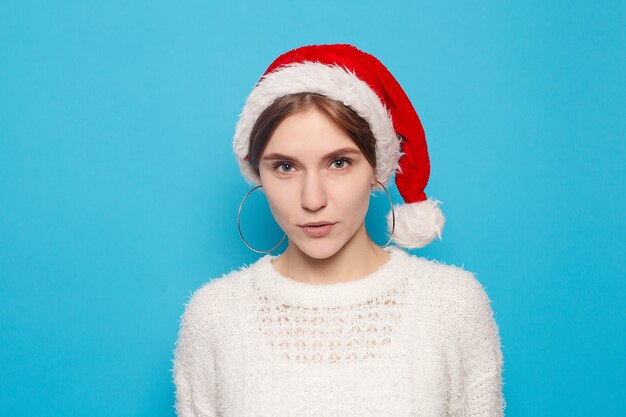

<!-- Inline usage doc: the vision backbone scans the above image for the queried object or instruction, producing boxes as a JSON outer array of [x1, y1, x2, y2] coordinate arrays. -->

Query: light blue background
[[1, 1, 624, 416]]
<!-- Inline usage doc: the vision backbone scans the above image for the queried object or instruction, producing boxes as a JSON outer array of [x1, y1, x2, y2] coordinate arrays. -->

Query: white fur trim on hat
[[386, 198, 445, 249], [233, 61, 402, 186]]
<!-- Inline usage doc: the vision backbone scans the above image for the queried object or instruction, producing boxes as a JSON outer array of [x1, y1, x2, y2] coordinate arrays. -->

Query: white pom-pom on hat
[[234, 44, 446, 249], [387, 199, 445, 249]]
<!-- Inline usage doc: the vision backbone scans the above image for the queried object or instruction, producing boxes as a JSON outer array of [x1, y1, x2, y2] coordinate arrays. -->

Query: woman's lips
[[300, 223, 335, 237]]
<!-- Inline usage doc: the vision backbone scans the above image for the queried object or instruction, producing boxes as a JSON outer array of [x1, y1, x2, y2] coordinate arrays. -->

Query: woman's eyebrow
[[262, 147, 362, 163]]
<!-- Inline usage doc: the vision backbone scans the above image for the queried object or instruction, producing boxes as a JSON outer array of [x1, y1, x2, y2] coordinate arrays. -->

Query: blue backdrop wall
[[1, 1, 624, 416]]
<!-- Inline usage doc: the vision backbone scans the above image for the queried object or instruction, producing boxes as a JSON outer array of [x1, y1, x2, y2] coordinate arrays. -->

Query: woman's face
[[259, 106, 376, 260]]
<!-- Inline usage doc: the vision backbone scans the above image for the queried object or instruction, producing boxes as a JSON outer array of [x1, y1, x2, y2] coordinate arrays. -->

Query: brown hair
[[247, 92, 377, 177]]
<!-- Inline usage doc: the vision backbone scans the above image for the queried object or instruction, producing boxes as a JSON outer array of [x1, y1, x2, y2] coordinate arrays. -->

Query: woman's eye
[[274, 162, 294, 173], [331, 158, 351, 169]]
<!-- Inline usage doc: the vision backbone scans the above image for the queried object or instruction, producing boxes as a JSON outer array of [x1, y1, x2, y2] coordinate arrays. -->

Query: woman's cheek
[[266, 192, 295, 229], [339, 175, 370, 201]]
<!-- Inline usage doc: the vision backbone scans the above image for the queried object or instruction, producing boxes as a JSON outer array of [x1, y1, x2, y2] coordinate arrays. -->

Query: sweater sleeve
[[172, 286, 218, 417], [456, 272, 506, 417]]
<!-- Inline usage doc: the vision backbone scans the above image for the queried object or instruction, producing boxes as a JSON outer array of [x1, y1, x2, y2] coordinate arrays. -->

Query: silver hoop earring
[[237, 185, 287, 254], [368, 180, 396, 248]]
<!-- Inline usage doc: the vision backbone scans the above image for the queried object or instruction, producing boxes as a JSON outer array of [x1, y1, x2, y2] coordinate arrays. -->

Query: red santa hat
[[233, 44, 445, 249]]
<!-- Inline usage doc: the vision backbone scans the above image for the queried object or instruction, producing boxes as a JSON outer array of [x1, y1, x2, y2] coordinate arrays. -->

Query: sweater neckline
[[251, 246, 408, 308]]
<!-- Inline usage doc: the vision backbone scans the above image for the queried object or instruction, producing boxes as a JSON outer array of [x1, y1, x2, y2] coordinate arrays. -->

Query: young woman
[[172, 44, 505, 417]]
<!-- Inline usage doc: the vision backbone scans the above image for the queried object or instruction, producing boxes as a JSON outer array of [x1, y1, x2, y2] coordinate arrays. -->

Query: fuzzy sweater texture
[[172, 246, 505, 417]]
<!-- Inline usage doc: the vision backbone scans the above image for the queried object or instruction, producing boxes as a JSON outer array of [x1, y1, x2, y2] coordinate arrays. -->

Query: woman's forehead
[[262, 133, 361, 160], [265, 135, 357, 153], [262, 146, 362, 165], [263, 109, 357, 156]]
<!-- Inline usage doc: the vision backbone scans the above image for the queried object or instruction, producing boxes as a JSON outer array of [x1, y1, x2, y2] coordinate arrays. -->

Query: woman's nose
[[300, 173, 327, 212]]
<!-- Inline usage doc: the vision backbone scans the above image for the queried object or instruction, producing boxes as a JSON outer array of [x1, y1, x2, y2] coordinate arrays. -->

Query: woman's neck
[[271, 225, 390, 285]]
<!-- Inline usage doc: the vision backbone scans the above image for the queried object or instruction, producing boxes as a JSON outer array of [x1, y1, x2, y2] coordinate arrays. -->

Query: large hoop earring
[[237, 185, 287, 254], [367, 180, 396, 248]]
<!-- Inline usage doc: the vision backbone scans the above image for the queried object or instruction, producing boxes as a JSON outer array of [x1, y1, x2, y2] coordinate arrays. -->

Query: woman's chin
[[291, 238, 344, 260]]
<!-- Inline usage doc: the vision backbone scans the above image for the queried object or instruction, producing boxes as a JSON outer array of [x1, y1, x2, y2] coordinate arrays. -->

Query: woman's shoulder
[[178, 259, 261, 325], [401, 249, 492, 308], [401, 251, 499, 337], [193, 258, 262, 297]]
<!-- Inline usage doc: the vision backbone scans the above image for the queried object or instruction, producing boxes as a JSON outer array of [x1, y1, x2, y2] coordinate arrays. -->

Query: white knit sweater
[[172, 246, 505, 417]]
